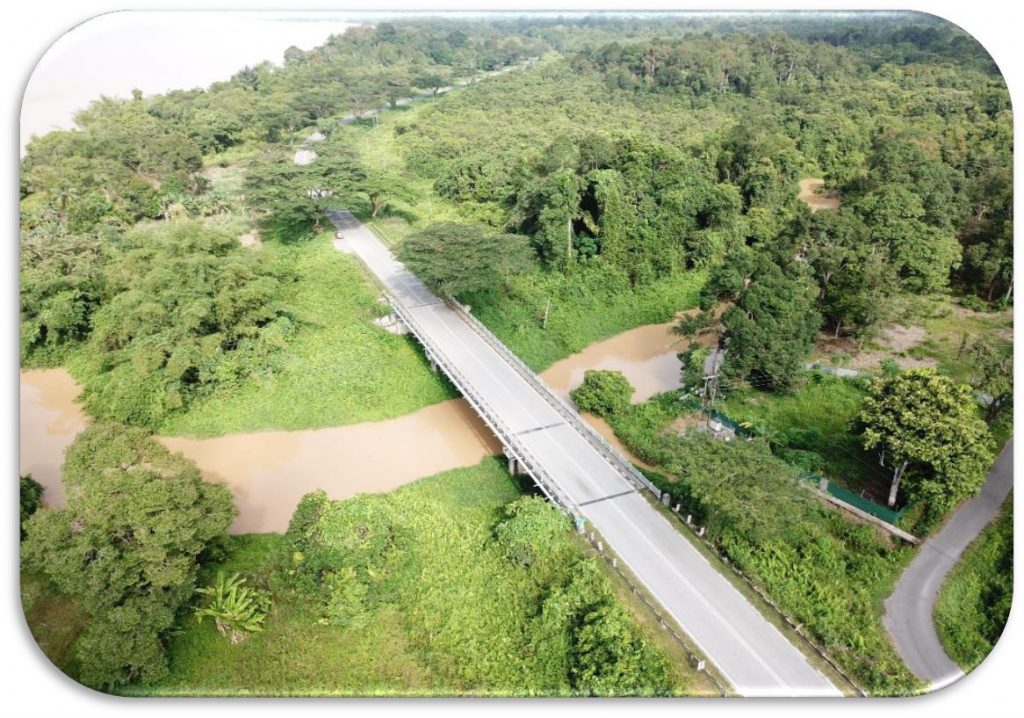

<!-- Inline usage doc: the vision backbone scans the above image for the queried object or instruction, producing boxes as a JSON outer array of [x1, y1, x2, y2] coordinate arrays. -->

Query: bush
[[647, 433, 919, 695], [571, 370, 634, 417], [284, 490, 409, 627], [19, 475, 44, 540], [279, 460, 676, 695]]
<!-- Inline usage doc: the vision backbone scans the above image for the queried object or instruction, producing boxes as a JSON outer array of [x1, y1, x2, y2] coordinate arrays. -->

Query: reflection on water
[[19, 369, 87, 508]]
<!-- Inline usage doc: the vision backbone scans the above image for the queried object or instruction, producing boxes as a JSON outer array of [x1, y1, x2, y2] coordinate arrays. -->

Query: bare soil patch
[[239, 228, 262, 249], [797, 178, 841, 212]]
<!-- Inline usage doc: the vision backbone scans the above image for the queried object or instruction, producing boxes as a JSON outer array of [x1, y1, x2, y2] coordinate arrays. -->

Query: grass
[[158, 232, 454, 437], [912, 300, 1013, 384], [110, 458, 702, 696], [816, 294, 1013, 385], [20, 571, 88, 681], [467, 267, 707, 372], [122, 534, 437, 696], [718, 374, 894, 501], [934, 495, 1014, 672]]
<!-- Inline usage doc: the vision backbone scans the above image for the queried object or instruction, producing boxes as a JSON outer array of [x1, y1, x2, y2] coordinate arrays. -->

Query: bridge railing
[[448, 302, 664, 500], [377, 288, 583, 521], [339, 250, 579, 517]]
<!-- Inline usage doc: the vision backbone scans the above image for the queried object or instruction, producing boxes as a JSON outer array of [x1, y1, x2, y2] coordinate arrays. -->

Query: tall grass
[[934, 496, 1014, 672], [116, 459, 699, 696]]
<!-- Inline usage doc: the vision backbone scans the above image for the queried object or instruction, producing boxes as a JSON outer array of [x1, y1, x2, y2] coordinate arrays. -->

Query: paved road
[[883, 440, 1013, 689], [328, 210, 840, 697]]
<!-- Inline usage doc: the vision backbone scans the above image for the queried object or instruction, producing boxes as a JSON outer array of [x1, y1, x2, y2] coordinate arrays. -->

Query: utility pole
[[542, 298, 550, 329], [701, 346, 725, 428]]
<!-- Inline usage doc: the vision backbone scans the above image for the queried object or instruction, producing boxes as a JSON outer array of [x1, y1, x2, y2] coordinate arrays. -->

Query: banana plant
[[194, 572, 271, 644]]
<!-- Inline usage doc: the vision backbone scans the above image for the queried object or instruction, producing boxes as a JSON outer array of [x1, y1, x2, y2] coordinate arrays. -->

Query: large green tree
[[720, 260, 822, 391], [397, 222, 534, 297], [22, 424, 236, 688], [20, 233, 109, 364], [83, 221, 291, 429], [859, 369, 993, 513]]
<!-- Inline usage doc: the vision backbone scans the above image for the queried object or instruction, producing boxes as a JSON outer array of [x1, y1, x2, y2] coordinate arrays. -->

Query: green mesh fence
[[708, 410, 750, 437], [822, 480, 905, 525], [709, 407, 907, 525]]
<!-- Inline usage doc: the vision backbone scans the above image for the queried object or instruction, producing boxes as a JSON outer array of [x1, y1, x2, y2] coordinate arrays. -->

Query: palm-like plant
[[194, 572, 271, 644]]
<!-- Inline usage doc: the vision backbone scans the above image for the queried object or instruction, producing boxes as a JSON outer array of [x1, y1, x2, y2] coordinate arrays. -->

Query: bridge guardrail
[[448, 302, 663, 500], [337, 243, 584, 522], [387, 294, 581, 518]]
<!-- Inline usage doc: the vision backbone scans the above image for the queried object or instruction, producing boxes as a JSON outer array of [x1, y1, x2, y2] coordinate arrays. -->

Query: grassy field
[[20, 572, 88, 682], [812, 295, 1013, 385], [107, 458, 708, 696], [159, 232, 454, 437], [934, 495, 1014, 672]]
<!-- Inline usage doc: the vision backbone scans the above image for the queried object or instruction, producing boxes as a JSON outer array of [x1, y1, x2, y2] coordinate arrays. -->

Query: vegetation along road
[[883, 440, 1014, 687], [329, 210, 840, 697]]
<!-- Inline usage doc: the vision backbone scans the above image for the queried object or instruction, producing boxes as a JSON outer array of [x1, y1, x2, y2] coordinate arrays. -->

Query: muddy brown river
[[20, 318, 696, 532], [541, 321, 689, 403], [19, 369, 500, 533], [19, 369, 88, 508]]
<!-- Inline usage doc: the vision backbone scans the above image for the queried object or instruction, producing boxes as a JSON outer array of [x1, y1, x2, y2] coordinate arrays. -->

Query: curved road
[[883, 440, 1013, 689]]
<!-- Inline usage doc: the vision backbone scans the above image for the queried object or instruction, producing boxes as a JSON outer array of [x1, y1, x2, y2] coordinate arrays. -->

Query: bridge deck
[[328, 210, 840, 697]]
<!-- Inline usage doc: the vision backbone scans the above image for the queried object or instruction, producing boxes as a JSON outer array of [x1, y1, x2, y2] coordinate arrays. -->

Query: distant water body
[[20, 11, 361, 152]]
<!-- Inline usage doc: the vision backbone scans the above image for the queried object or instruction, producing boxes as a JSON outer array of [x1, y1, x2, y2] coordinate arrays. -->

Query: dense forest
[[20, 12, 1013, 697], [21, 14, 1013, 427]]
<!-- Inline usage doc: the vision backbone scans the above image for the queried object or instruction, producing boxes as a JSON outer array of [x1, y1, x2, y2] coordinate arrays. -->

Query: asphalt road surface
[[883, 440, 1013, 689], [328, 210, 841, 697]]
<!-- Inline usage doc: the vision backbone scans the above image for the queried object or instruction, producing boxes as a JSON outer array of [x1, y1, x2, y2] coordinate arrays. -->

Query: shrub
[[194, 572, 272, 644], [19, 475, 44, 540], [570, 370, 634, 417]]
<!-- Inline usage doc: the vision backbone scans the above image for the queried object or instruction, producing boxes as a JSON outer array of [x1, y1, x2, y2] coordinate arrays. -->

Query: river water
[[19, 369, 499, 533], [19, 316, 693, 532], [19, 369, 87, 508], [21, 12, 358, 152], [541, 321, 690, 403]]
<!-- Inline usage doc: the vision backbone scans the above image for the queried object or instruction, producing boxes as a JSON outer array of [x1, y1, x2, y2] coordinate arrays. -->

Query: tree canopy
[[22, 423, 236, 688], [859, 368, 993, 516], [396, 222, 534, 297], [81, 221, 293, 429], [719, 259, 822, 390]]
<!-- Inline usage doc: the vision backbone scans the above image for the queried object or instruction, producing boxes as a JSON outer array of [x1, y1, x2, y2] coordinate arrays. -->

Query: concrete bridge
[[327, 209, 841, 697]]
